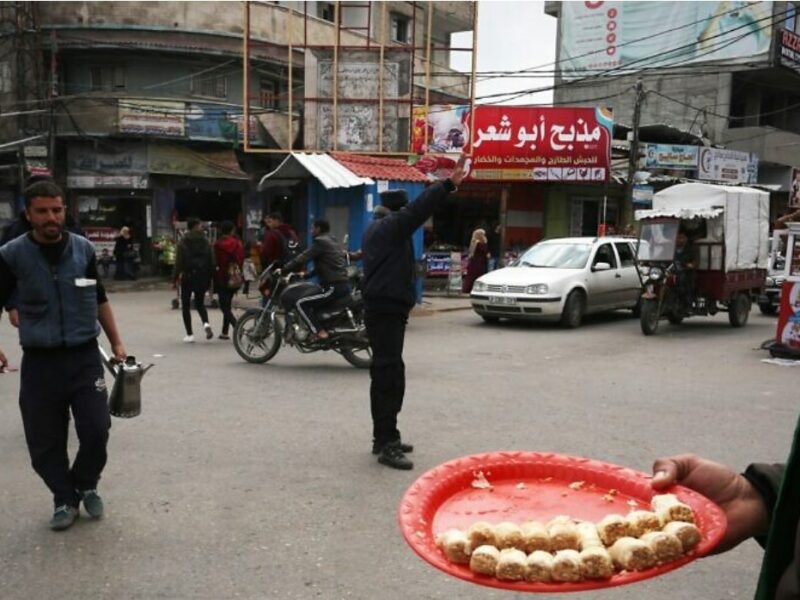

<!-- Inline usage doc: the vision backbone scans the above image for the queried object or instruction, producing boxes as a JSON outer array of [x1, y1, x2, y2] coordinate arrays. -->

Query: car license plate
[[489, 296, 516, 305]]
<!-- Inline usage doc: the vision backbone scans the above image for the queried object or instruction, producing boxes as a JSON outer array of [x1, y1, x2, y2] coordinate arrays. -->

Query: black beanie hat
[[380, 189, 408, 211]]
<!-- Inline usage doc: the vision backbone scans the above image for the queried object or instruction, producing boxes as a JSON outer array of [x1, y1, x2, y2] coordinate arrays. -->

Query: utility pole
[[47, 30, 57, 175], [626, 79, 645, 211]]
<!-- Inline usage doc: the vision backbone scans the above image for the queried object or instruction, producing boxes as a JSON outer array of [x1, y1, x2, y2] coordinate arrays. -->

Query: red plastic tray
[[398, 452, 727, 593]]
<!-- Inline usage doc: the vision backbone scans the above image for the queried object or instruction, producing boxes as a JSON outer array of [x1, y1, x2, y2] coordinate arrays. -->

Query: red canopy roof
[[332, 152, 429, 183]]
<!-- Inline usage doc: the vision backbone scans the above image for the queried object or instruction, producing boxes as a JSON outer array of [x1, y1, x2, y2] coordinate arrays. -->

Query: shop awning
[[635, 207, 724, 220], [258, 153, 373, 191]]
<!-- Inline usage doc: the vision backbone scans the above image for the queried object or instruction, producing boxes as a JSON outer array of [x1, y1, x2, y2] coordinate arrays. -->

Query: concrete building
[[544, 0, 800, 236], [0, 1, 473, 269]]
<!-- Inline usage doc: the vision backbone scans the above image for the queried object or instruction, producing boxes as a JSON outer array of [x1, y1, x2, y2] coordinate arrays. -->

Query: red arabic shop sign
[[467, 106, 613, 182]]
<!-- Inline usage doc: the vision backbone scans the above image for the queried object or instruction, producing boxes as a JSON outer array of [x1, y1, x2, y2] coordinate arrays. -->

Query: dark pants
[[295, 282, 350, 334], [365, 311, 407, 447], [217, 288, 237, 335], [20, 344, 111, 508], [181, 280, 210, 335]]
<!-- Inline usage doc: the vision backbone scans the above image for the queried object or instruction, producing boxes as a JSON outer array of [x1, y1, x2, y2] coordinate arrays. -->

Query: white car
[[470, 237, 642, 328]]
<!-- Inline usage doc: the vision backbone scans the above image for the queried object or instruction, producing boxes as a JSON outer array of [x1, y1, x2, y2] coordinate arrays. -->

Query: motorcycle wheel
[[341, 345, 372, 369], [729, 292, 751, 327], [640, 299, 660, 335], [233, 310, 281, 364], [759, 302, 777, 316]]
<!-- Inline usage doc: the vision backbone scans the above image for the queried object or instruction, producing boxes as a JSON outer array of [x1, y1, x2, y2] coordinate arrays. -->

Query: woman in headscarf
[[462, 228, 489, 293]]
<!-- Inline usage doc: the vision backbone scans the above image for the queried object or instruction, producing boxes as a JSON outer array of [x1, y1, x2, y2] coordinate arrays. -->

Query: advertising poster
[[560, 1, 773, 80], [411, 105, 470, 154]]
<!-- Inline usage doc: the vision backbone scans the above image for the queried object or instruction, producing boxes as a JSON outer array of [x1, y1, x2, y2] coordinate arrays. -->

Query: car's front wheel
[[560, 290, 585, 329]]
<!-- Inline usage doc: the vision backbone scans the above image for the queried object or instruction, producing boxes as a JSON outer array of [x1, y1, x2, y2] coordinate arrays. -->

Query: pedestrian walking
[[261, 212, 299, 268], [0, 180, 126, 531], [213, 221, 244, 340], [174, 218, 214, 343], [462, 227, 489, 293], [113, 226, 137, 281], [361, 156, 466, 470]]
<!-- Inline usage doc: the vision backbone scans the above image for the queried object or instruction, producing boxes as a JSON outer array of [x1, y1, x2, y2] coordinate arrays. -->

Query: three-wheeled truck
[[635, 183, 769, 336]]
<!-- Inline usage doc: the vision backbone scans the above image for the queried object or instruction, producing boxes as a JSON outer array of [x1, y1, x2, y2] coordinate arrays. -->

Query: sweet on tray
[[435, 493, 703, 584]]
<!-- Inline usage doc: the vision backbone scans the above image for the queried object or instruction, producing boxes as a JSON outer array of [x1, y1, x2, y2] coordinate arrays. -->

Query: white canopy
[[637, 183, 769, 271], [258, 153, 373, 191]]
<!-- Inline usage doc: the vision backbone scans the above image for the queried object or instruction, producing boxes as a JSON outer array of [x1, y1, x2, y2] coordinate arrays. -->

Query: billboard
[[778, 28, 800, 74], [559, 1, 774, 80], [643, 144, 699, 169], [118, 100, 184, 137], [697, 147, 758, 184], [465, 106, 613, 182]]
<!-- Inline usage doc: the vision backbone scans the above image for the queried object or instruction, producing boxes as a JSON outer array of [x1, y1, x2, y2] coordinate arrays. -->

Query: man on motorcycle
[[281, 219, 349, 341]]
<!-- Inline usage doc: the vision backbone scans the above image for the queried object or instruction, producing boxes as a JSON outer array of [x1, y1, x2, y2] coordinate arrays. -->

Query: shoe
[[378, 441, 414, 470], [218, 334, 230, 340], [79, 489, 104, 519], [49, 505, 79, 531], [204, 323, 213, 340], [372, 439, 414, 455], [183, 335, 195, 343]]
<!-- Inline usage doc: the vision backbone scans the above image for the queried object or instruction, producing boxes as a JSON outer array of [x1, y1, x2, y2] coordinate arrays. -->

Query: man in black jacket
[[283, 219, 349, 340], [362, 156, 466, 470]]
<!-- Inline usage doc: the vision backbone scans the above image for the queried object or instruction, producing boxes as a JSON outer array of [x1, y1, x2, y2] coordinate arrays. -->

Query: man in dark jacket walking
[[174, 218, 214, 343], [282, 219, 349, 340], [362, 156, 466, 470]]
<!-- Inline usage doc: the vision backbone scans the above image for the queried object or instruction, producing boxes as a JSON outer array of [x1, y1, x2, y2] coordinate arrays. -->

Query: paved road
[[0, 291, 795, 600]]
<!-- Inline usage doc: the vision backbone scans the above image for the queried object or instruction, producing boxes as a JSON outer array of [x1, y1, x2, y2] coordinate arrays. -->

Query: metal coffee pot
[[99, 348, 153, 418]]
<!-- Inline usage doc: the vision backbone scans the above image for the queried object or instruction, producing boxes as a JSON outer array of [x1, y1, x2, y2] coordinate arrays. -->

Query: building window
[[191, 71, 227, 99], [391, 13, 410, 44], [90, 65, 126, 91], [260, 79, 278, 109], [318, 2, 335, 22]]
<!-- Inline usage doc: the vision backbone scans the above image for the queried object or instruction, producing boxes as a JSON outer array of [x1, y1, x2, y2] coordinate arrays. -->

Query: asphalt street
[[0, 290, 796, 600]]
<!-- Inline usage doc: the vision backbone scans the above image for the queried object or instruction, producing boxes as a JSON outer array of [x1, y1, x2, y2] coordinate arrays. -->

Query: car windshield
[[518, 243, 592, 269]]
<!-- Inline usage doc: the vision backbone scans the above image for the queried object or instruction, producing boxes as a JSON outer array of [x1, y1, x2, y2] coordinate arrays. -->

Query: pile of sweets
[[435, 494, 702, 583]]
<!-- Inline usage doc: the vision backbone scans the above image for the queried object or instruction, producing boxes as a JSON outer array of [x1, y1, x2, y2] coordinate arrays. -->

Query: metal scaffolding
[[242, 0, 477, 156]]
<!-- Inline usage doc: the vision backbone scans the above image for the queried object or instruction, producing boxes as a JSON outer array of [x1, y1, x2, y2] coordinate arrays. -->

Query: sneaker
[[79, 489, 104, 519], [49, 505, 79, 531], [218, 334, 230, 340], [372, 439, 414, 455], [378, 441, 414, 470], [204, 323, 213, 340], [183, 335, 195, 343]]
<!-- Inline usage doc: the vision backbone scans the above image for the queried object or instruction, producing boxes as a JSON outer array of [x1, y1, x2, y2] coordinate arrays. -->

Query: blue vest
[[0, 233, 101, 348]]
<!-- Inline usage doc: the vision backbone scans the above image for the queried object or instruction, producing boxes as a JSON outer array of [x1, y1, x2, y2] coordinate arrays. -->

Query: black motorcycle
[[232, 264, 372, 368]]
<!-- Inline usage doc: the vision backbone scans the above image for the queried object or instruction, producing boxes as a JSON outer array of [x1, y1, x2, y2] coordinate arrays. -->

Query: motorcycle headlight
[[473, 280, 487, 292], [525, 284, 548, 295], [648, 267, 664, 281], [765, 276, 775, 287]]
